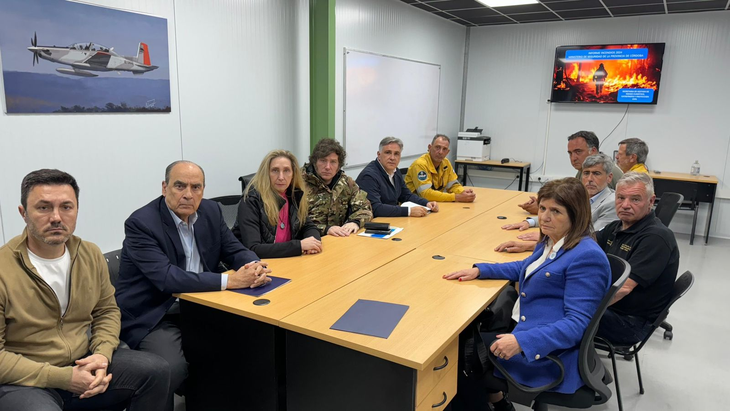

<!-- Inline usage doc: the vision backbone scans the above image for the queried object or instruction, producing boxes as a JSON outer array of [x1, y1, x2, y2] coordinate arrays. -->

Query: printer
[[457, 129, 491, 161]]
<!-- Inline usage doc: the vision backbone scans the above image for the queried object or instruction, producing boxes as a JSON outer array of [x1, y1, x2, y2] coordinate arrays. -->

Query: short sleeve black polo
[[596, 211, 680, 320]]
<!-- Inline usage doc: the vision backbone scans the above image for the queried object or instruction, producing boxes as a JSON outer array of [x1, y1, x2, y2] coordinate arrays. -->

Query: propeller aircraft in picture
[[27, 32, 158, 78]]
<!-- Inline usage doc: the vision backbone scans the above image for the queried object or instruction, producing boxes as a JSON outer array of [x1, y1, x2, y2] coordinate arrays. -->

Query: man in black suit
[[115, 160, 271, 410]]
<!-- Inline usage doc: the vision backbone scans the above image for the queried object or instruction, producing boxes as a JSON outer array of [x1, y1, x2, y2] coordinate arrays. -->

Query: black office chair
[[104, 249, 122, 287], [210, 195, 242, 229], [398, 167, 409, 176], [654, 192, 684, 227], [652, 192, 685, 339], [487, 255, 631, 411], [103, 249, 130, 353], [595, 271, 694, 400], [238, 173, 256, 193]]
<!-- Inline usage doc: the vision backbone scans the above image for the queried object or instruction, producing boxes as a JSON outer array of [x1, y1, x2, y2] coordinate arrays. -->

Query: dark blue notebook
[[330, 299, 409, 339], [230, 276, 290, 297]]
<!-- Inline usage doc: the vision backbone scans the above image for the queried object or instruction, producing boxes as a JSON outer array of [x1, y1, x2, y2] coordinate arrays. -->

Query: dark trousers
[[449, 287, 518, 411], [0, 348, 169, 411], [137, 313, 187, 411], [596, 308, 653, 346]]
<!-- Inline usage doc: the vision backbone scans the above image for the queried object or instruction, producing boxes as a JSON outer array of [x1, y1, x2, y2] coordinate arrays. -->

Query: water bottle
[[690, 160, 700, 176]]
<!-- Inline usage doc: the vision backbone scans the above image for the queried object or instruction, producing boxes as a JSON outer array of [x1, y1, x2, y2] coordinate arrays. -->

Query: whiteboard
[[344, 49, 440, 167]]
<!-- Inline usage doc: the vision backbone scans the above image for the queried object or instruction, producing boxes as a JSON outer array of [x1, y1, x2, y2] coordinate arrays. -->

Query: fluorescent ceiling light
[[477, 0, 539, 7]]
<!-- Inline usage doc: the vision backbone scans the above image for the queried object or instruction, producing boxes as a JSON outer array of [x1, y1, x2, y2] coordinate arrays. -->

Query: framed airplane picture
[[0, 0, 171, 114]]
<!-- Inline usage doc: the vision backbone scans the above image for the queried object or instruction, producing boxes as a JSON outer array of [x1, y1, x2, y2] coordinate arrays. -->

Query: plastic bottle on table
[[690, 160, 700, 176]]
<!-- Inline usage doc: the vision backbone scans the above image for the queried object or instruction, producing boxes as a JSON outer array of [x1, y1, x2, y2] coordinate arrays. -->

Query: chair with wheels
[[595, 271, 694, 400], [238, 173, 256, 193], [653, 191, 684, 339], [487, 255, 631, 411]]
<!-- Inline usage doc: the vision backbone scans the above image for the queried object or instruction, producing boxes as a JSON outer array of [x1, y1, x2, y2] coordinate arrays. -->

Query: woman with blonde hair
[[233, 150, 322, 258]]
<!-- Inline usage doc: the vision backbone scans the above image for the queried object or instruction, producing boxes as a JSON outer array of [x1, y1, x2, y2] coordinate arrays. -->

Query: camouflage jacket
[[302, 163, 373, 235]]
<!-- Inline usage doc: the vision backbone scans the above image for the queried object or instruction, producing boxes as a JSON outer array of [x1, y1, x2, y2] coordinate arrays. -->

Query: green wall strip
[[309, 0, 335, 151]]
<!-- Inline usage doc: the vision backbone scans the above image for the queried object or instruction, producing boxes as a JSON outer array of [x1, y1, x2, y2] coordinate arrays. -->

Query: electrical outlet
[[537, 177, 542, 182]]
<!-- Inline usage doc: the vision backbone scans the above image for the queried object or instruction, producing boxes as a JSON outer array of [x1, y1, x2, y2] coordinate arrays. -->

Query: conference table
[[178, 187, 530, 411]]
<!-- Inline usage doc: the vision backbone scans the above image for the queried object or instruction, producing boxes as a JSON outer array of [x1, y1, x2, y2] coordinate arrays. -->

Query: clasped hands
[[70, 354, 112, 399], [227, 261, 272, 289]]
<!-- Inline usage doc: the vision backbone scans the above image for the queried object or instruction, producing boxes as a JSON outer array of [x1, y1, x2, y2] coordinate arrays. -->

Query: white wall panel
[[174, 0, 308, 197], [464, 12, 730, 239], [0, 0, 181, 252], [335, 0, 466, 173], [0, 0, 308, 250]]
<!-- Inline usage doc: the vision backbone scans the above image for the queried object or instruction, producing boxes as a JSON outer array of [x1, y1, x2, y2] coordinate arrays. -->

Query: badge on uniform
[[417, 171, 427, 181]]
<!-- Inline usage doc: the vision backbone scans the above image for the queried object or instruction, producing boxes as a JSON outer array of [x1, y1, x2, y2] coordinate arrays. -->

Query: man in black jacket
[[115, 160, 271, 411], [356, 137, 439, 217], [595, 172, 679, 345]]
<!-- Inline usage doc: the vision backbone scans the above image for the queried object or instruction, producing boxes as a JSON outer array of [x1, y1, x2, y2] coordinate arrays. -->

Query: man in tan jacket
[[0, 169, 169, 410]]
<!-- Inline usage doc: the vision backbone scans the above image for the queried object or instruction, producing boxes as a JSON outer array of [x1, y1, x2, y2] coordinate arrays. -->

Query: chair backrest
[[632, 270, 694, 352], [654, 192, 684, 227], [578, 254, 631, 405], [210, 195, 242, 229], [238, 173, 256, 193], [398, 167, 409, 176], [104, 249, 122, 287]]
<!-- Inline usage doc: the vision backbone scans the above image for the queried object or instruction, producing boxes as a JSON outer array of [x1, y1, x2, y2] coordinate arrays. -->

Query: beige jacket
[[0, 231, 120, 390]]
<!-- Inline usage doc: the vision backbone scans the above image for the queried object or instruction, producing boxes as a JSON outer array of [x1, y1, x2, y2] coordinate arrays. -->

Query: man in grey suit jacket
[[497, 154, 618, 253]]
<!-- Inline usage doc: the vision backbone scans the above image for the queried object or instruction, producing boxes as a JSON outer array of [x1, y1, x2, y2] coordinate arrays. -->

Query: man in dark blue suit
[[115, 161, 271, 410]]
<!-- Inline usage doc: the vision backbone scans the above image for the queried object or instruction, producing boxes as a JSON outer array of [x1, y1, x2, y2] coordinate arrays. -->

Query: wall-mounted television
[[550, 43, 666, 104]]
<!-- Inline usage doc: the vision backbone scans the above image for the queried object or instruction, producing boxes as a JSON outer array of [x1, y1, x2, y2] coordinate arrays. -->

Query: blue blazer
[[475, 237, 610, 394], [115, 196, 259, 348], [355, 159, 428, 217]]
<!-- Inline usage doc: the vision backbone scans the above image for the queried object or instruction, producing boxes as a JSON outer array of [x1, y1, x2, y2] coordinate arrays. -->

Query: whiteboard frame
[[343, 48, 441, 169]]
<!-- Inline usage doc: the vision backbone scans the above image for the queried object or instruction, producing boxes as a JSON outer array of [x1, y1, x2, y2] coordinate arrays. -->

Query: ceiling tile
[[609, 4, 667, 15], [490, 3, 551, 14], [508, 11, 562, 21], [425, 0, 488, 11], [602, 0, 664, 6], [668, 0, 729, 11], [448, 8, 501, 18], [557, 7, 612, 18], [411, 2, 439, 12], [543, 0, 606, 11]]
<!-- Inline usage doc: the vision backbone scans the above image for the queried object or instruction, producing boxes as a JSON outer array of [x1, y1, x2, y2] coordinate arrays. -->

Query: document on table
[[357, 226, 403, 239], [330, 299, 409, 339], [401, 201, 431, 211]]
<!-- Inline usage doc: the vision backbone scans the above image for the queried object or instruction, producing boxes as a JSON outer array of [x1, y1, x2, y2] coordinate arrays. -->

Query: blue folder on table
[[230, 276, 290, 297], [330, 299, 409, 339]]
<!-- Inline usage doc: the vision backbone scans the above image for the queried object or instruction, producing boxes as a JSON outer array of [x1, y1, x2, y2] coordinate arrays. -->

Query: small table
[[456, 160, 531, 192], [649, 171, 718, 245]]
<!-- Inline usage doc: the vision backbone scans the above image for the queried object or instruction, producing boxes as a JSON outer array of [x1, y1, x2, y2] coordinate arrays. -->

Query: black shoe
[[491, 396, 515, 411]]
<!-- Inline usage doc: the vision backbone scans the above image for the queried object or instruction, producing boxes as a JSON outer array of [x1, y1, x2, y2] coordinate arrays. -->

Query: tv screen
[[550, 43, 666, 104]]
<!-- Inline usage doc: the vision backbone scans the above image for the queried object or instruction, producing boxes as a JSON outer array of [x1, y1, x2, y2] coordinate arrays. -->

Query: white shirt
[[377, 159, 411, 216], [28, 247, 71, 315], [511, 237, 565, 323], [167, 206, 227, 290]]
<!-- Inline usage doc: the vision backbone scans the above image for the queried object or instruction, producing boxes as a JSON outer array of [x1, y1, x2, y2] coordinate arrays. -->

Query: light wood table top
[[648, 170, 718, 184], [280, 250, 508, 370], [177, 232, 416, 325], [418, 192, 537, 264], [455, 159, 531, 168], [373, 187, 523, 248]]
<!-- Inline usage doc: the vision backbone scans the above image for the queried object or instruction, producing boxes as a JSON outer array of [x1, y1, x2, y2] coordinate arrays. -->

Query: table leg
[[705, 199, 715, 245], [524, 166, 531, 192], [690, 201, 698, 246], [461, 164, 468, 186], [518, 168, 524, 192]]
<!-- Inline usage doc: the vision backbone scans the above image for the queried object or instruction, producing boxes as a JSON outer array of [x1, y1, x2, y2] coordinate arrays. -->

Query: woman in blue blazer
[[445, 178, 611, 411]]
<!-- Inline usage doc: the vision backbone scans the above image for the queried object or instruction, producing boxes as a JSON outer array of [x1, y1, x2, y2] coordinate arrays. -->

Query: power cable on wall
[[599, 105, 630, 150]]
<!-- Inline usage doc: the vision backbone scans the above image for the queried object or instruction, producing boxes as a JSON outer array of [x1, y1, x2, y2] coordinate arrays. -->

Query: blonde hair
[[245, 150, 309, 229]]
